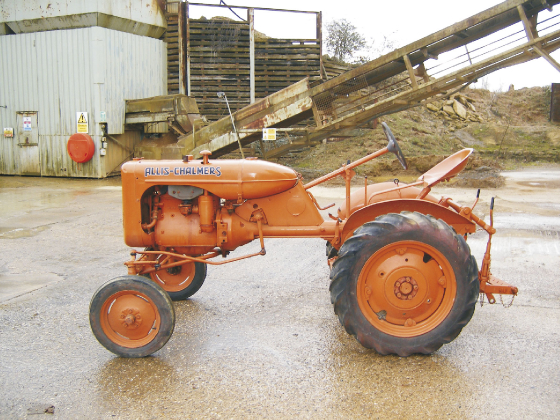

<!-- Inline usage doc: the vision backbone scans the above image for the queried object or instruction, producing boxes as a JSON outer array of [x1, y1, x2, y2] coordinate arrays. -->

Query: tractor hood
[[122, 157, 298, 200]]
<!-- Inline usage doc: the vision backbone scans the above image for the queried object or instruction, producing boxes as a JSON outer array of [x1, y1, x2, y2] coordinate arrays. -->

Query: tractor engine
[[144, 186, 222, 255]]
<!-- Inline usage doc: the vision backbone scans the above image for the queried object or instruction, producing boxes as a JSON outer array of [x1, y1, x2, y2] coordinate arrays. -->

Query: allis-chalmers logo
[[144, 166, 222, 177]]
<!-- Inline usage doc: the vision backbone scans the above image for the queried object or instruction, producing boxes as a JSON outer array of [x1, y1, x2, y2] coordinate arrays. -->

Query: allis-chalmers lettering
[[144, 166, 222, 177]]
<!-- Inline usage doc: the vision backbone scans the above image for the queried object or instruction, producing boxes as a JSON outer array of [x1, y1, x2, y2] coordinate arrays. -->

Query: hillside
[[277, 86, 560, 187]]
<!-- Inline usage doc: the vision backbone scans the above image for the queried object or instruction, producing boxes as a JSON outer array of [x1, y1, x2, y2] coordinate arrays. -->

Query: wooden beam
[[421, 47, 438, 60], [535, 46, 560, 72], [317, 12, 328, 80], [403, 54, 418, 90], [303, 28, 560, 146], [178, 2, 187, 95], [258, 138, 268, 159], [416, 63, 431, 83], [248, 8, 255, 104], [186, 3, 191, 96], [517, 5, 535, 41], [516, 4, 560, 71], [539, 0, 553, 11]]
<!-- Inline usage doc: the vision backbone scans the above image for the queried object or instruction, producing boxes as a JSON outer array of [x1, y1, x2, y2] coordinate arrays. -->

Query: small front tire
[[90, 275, 175, 357]]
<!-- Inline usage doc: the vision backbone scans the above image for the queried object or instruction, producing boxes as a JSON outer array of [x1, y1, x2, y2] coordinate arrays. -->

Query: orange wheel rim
[[357, 241, 456, 338], [147, 253, 196, 292], [99, 290, 160, 348]]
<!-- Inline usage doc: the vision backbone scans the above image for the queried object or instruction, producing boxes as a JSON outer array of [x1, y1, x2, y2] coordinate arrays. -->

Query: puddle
[[0, 225, 51, 239], [516, 180, 560, 188], [95, 186, 122, 191], [0, 273, 62, 303], [497, 228, 560, 239]]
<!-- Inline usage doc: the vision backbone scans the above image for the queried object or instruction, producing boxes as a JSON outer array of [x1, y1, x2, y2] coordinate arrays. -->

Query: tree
[[325, 19, 367, 63]]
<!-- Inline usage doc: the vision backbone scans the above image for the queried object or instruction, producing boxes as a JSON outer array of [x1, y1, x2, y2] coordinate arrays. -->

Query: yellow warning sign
[[262, 128, 276, 140], [77, 112, 88, 133]]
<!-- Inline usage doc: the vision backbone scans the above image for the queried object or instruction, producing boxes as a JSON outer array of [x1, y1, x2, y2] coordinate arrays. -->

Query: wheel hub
[[394, 276, 418, 300], [147, 251, 196, 292], [120, 308, 142, 329], [166, 266, 181, 276], [357, 240, 457, 337]]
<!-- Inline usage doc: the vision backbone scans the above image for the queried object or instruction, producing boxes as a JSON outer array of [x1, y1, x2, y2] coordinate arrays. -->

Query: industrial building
[[0, 0, 169, 178]]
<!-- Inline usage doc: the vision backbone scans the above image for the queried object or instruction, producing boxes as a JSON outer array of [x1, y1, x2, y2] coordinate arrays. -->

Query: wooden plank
[[518, 4, 536, 40], [178, 1, 186, 95], [534, 46, 560, 72], [403, 54, 418, 90], [254, 54, 321, 60]]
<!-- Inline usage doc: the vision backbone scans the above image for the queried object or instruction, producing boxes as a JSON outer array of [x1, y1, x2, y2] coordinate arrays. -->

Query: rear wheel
[[326, 241, 338, 259], [329, 212, 479, 356], [89, 275, 175, 358], [144, 248, 207, 301]]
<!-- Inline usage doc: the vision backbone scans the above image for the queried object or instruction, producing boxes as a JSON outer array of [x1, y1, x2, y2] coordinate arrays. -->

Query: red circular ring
[[67, 133, 95, 163]]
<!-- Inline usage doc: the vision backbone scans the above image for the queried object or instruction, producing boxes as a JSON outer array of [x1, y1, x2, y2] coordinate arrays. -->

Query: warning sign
[[262, 128, 276, 140], [77, 112, 88, 133], [4, 127, 14, 137], [23, 117, 32, 131]]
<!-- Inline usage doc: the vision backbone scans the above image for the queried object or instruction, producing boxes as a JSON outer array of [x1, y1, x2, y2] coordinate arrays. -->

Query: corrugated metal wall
[[0, 27, 166, 178]]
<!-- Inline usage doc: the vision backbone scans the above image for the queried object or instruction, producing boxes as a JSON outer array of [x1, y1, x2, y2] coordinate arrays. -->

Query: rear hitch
[[444, 195, 518, 305], [477, 197, 518, 304]]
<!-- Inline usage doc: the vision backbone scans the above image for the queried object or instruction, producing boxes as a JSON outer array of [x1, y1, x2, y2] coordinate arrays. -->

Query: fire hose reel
[[67, 133, 95, 163]]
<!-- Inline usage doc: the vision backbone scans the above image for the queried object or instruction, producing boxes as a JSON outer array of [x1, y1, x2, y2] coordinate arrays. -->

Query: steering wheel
[[382, 122, 408, 170]]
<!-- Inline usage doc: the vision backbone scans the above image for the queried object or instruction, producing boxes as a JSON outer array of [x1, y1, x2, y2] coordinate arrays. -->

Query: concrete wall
[[0, 26, 166, 178]]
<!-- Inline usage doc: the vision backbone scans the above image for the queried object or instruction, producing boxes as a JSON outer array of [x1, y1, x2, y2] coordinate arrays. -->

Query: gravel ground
[[0, 166, 559, 419]]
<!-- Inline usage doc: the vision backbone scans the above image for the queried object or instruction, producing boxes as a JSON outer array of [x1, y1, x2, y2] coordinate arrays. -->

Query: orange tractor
[[89, 123, 517, 357]]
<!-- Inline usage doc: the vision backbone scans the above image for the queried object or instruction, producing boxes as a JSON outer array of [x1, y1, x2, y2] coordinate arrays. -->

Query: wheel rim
[[148, 253, 196, 293], [357, 240, 457, 337], [100, 290, 161, 348]]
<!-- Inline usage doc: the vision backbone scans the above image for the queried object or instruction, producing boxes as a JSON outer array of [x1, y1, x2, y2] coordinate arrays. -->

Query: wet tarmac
[[0, 167, 559, 419]]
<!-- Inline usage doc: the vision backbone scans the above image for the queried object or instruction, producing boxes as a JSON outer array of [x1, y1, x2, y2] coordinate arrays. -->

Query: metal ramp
[[178, 0, 560, 159]]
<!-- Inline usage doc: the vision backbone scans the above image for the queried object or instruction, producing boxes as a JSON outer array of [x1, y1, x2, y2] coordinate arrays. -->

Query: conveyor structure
[[175, 0, 560, 159]]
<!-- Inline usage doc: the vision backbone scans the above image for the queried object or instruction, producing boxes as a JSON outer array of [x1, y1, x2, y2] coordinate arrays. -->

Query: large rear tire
[[90, 276, 175, 357], [329, 212, 479, 356]]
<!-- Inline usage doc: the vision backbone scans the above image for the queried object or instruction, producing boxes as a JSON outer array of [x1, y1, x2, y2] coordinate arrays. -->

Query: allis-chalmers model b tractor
[[89, 123, 517, 358]]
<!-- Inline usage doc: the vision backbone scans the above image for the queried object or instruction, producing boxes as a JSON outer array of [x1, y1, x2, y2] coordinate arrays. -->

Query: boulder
[[426, 103, 439, 112], [443, 105, 456, 116], [453, 100, 468, 120]]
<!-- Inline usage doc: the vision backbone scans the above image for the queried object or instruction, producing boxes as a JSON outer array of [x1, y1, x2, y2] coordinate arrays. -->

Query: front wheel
[[329, 212, 479, 356], [90, 276, 175, 357]]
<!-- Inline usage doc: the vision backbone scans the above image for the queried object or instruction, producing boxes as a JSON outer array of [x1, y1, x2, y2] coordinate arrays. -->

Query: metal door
[[16, 112, 40, 176]]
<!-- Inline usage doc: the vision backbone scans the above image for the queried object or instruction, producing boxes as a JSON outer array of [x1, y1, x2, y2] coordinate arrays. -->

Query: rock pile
[[426, 94, 482, 122]]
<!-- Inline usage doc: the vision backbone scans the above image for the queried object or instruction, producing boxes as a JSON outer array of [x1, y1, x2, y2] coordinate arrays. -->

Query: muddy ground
[[0, 166, 559, 419]]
